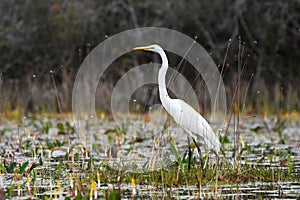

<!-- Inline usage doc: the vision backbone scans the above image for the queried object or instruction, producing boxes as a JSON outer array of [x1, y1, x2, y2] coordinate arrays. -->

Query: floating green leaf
[[0, 163, 7, 173], [57, 122, 64, 132], [20, 161, 29, 174], [8, 184, 15, 198], [109, 190, 120, 200], [7, 162, 17, 173]]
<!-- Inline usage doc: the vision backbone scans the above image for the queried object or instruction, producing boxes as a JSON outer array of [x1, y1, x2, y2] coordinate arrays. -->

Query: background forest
[[0, 0, 299, 114]]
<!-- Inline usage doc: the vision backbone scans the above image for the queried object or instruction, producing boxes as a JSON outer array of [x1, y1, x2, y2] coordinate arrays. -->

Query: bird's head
[[133, 44, 164, 54]]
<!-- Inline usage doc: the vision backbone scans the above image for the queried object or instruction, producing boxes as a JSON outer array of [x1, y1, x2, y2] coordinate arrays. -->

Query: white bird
[[134, 44, 221, 154]]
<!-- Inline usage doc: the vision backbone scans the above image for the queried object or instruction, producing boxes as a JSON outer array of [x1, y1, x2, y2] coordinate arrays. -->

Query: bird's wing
[[173, 99, 221, 153]]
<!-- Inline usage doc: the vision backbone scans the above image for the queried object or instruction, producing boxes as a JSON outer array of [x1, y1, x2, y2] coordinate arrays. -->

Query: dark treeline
[[0, 0, 299, 114]]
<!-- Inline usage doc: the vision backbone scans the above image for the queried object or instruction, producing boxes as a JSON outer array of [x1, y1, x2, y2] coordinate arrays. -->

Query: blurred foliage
[[0, 0, 299, 112]]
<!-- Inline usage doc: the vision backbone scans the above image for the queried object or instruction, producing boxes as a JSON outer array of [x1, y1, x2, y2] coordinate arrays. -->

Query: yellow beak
[[133, 45, 153, 51]]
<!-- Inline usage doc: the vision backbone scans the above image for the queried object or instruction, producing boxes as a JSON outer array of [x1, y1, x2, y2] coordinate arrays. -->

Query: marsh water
[[0, 115, 299, 199]]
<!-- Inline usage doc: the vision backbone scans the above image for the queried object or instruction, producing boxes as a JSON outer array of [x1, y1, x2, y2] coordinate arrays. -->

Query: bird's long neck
[[158, 51, 171, 107]]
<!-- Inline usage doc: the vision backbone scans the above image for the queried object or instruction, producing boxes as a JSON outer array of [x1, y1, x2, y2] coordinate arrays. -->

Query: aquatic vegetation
[[0, 115, 299, 199]]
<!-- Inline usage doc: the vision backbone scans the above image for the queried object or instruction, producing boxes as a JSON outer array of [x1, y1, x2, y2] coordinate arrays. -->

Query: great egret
[[133, 44, 221, 155]]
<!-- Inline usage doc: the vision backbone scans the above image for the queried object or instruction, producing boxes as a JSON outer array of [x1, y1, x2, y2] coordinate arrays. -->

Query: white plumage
[[134, 44, 221, 153]]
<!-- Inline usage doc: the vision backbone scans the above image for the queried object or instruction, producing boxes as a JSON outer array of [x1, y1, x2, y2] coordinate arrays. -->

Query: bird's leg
[[191, 137, 204, 170], [187, 136, 192, 171]]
